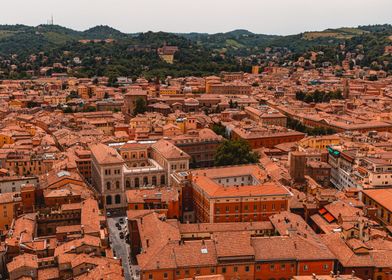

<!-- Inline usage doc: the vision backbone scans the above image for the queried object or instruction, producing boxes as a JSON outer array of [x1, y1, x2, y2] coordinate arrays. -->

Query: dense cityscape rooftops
[[0, 20, 392, 280]]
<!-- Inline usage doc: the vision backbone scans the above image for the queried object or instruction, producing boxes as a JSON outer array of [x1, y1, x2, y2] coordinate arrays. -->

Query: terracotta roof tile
[[7, 253, 38, 272], [152, 139, 190, 160]]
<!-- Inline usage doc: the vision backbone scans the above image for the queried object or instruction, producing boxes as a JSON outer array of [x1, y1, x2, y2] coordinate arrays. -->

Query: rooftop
[[191, 165, 291, 199]]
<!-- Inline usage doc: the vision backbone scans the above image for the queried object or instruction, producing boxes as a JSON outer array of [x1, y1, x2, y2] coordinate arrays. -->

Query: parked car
[[119, 218, 125, 224], [119, 232, 124, 239]]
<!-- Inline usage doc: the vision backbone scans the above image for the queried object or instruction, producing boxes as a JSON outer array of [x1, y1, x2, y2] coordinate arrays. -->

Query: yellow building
[[171, 116, 198, 133], [205, 77, 221, 94], [298, 135, 341, 150], [0, 131, 14, 148], [159, 54, 174, 64], [8, 99, 23, 109], [129, 116, 151, 130], [0, 192, 21, 233], [252, 65, 260, 75], [22, 124, 37, 137], [77, 85, 89, 99], [159, 87, 180, 95], [43, 95, 67, 106]]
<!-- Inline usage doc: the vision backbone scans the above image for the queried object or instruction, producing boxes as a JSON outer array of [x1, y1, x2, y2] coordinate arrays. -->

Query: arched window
[[152, 176, 157, 186], [126, 180, 130, 189], [160, 175, 165, 185], [116, 181, 120, 189], [106, 182, 111, 190], [115, 194, 121, 204], [135, 177, 140, 188], [143, 176, 148, 185], [106, 195, 112, 205]]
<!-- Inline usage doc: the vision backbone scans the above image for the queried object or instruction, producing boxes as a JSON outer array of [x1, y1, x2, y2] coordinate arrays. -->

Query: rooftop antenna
[[47, 14, 54, 25]]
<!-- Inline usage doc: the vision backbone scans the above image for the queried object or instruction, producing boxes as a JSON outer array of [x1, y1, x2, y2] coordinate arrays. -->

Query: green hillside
[[0, 24, 391, 79]]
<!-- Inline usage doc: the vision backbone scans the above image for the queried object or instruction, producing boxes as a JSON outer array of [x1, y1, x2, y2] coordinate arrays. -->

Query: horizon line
[[0, 22, 391, 37]]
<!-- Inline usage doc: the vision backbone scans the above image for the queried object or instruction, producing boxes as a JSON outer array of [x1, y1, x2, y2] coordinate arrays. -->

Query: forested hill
[[0, 24, 131, 56], [0, 24, 391, 79], [1, 24, 391, 57]]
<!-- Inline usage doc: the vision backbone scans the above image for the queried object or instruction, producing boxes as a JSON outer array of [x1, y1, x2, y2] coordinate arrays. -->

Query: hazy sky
[[1, 0, 392, 35]]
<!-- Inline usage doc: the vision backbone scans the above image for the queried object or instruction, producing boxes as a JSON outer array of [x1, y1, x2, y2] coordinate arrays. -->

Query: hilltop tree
[[214, 139, 260, 166]]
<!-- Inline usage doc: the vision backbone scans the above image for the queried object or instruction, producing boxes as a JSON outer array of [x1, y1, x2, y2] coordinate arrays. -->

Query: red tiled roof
[[319, 208, 327, 215], [191, 165, 291, 198], [323, 212, 336, 223]]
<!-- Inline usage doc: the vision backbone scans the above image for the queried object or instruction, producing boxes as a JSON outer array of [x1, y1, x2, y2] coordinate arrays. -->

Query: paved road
[[107, 216, 140, 280]]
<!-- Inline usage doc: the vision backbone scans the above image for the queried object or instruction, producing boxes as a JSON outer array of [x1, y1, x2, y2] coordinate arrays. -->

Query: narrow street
[[107, 216, 140, 280]]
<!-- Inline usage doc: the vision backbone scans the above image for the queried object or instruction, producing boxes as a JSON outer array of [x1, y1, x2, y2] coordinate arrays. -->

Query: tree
[[134, 97, 147, 115], [229, 99, 238, 109], [67, 91, 79, 100], [303, 94, 313, 103], [108, 76, 118, 87], [229, 99, 235, 108], [295, 91, 306, 101], [214, 139, 260, 166], [83, 106, 97, 112], [63, 107, 73, 114], [27, 101, 40, 108], [287, 116, 336, 136], [212, 122, 227, 138]]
